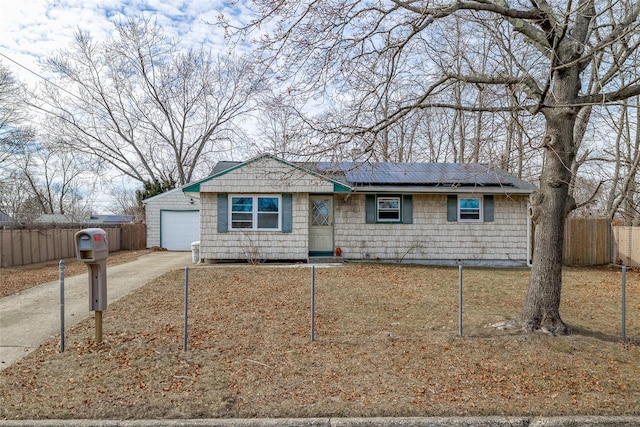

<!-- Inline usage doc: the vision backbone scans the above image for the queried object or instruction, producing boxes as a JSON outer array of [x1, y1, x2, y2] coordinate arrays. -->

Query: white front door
[[309, 195, 334, 256]]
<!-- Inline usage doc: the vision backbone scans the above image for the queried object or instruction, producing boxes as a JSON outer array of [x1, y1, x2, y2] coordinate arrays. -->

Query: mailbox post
[[75, 228, 108, 344]]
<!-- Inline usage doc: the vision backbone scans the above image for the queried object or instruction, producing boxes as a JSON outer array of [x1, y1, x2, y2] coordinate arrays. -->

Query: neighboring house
[[34, 214, 76, 224], [34, 213, 135, 225], [0, 210, 13, 226], [183, 154, 536, 266], [144, 187, 200, 250], [86, 214, 135, 224]]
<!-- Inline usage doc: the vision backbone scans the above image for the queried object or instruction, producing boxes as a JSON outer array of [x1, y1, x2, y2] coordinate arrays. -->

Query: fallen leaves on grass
[[0, 250, 151, 298], [0, 264, 638, 419]]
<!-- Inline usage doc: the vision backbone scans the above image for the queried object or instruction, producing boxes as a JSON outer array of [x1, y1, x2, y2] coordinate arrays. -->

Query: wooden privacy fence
[[562, 218, 640, 267], [0, 224, 146, 268], [563, 217, 612, 266], [613, 226, 640, 268]]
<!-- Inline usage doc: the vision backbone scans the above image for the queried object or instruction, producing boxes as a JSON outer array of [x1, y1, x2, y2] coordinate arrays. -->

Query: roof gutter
[[349, 186, 535, 195]]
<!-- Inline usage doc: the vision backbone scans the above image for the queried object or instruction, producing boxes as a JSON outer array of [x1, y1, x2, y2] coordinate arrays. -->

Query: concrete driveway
[[0, 251, 191, 370]]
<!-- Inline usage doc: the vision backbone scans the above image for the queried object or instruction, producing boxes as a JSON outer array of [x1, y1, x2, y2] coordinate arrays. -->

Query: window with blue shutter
[[229, 195, 281, 231], [448, 195, 494, 223], [365, 194, 413, 224], [220, 194, 289, 232]]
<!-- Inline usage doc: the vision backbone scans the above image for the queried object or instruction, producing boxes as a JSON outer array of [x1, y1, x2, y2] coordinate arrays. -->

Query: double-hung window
[[377, 196, 401, 222], [365, 194, 413, 224], [230, 195, 281, 230], [458, 197, 483, 222], [447, 194, 494, 223]]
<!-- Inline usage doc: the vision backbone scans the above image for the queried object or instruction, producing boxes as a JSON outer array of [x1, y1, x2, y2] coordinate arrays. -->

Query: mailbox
[[74, 228, 108, 312], [75, 228, 108, 262]]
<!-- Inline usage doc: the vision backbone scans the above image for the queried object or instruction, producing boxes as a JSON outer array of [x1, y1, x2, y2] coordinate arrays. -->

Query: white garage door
[[160, 210, 200, 250]]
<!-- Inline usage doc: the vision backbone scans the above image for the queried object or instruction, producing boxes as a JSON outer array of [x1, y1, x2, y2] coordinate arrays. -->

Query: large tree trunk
[[521, 117, 574, 334], [520, 94, 579, 335]]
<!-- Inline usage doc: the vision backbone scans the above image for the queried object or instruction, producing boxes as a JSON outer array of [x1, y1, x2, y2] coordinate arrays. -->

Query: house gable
[[183, 154, 351, 195]]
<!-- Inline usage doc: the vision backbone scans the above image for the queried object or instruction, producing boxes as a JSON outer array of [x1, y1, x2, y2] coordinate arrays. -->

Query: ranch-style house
[[182, 154, 536, 266]]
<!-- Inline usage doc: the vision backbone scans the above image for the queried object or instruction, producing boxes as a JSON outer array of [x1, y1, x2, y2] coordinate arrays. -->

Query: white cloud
[[0, 0, 234, 85]]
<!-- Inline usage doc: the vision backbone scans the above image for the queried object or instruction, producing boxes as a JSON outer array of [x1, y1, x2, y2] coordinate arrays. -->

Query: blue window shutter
[[217, 193, 228, 232], [402, 195, 413, 224], [447, 195, 457, 222], [282, 194, 293, 233], [365, 195, 376, 223], [484, 195, 494, 222]]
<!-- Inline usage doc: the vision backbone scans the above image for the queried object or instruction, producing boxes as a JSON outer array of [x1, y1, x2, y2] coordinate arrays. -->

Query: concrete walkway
[[0, 251, 191, 370]]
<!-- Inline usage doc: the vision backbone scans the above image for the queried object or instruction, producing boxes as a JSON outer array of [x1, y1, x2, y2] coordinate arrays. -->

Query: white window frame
[[458, 196, 483, 222], [377, 196, 401, 222], [229, 195, 282, 231]]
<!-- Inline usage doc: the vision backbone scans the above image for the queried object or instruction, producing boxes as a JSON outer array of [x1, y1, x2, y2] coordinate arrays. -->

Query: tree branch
[[446, 72, 543, 102], [577, 83, 640, 105]]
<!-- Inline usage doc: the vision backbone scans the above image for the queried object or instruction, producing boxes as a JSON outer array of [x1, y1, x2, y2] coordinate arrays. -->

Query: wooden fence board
[[121, 224, 146, 250], [108, 228, 120, 253], [20, 230, 28, 266], [10, 230, 19, 267], [45, 230, 54, 262], [37, 230, 48, 264], [1, 230, 14, 268], [63, 229, 74, 259], [0, 229, 5, 268], [13, 231, 21, 266], [52, 229, 61, 260], [2, 230, 11, 268]]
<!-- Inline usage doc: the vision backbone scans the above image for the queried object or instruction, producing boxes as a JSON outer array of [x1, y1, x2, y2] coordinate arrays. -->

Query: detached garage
[[144, 188, 200, 250], [160, 210, 199, 250]]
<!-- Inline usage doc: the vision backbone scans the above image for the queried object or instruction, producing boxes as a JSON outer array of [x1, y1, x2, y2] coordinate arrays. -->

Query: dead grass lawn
[[0, 250, 151, 298], [0, 263, 638, 419]]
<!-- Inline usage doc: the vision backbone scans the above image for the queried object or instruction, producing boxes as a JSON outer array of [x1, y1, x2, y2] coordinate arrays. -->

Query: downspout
[[527, 203, 533, 267]]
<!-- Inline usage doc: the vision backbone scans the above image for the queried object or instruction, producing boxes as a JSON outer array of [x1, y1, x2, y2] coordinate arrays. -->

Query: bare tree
[[0, 62, 30, 170], [8, 139, 97, 221], [227, 1, 640, 334], [109, 184, 144, 221], [34, 15, 263, 187], [0, 62, 40, 219], [0, 63, 18, 162], [602, 97, 640, 223], [252, 91, 308, 159], [0, 177, 41, 224]]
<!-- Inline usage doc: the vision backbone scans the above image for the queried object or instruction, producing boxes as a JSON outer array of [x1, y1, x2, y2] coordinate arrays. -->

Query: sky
[[0, 1, 248, 214], [0, 0, 239, 85]]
